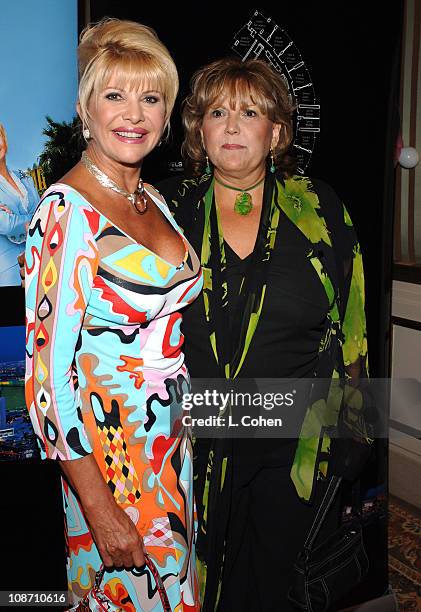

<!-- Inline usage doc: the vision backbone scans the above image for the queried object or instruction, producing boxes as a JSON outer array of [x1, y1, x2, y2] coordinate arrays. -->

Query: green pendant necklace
[[214, 174, 265, 216]]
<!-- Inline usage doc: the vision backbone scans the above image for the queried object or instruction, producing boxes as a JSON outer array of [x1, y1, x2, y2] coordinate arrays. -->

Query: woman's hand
[[0, 204, 12, 214], [60, 454, 146, 569], [84, 499, 146, 568]]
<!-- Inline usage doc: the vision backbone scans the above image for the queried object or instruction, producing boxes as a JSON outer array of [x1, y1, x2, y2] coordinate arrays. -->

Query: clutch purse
[[288, 476, 369, 612], [75, 552, 171, 612]]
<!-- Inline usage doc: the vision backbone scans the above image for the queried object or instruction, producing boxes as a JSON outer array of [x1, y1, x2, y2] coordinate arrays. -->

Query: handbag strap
[[77, 552, 171, 611], [303, 475, 343, 553], [144, 553, 172, 611]]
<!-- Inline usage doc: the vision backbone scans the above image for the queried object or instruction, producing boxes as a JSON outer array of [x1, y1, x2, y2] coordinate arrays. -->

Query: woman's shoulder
[[304, 176, 358, 254], [289, 175, 350, 230], [284, 175, 341, 204], [307, 176, 341, 205], [39, 183, 95, 209], [144, 182, 166, 204], [34, 183, 100, 233]]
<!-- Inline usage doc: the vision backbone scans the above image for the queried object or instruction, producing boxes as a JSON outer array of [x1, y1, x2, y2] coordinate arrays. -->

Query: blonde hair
[[78, 18, 178, 130], [0, 123, 8, 153], [182, 57, 296, 176]]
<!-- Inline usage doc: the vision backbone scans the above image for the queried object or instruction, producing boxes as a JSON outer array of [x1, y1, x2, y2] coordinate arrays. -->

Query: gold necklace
[[81, 151, 147, 214], [214, 174, 265, 215]]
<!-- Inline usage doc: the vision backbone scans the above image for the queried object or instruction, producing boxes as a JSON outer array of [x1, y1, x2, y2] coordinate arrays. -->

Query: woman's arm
[[331, 204, 373, 480], [25, 193, 96, 459], [61, 455, 145, 568], [0, 204, 31, 236], [25, 191, 144, 568]]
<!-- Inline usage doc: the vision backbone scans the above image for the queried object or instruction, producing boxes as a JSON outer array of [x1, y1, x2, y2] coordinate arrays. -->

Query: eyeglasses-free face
[[200, 95, 280, 181]]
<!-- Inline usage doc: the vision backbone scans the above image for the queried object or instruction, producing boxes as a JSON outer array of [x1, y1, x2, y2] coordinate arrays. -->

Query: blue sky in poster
[[0, 0, 78, 172]]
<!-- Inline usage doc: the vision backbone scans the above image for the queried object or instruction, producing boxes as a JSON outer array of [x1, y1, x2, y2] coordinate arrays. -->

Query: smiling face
[[201, 94, 281, 181], [83, 77, 166, 168]]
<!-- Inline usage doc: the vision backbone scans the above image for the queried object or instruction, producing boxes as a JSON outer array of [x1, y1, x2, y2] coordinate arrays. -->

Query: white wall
[[390, 281, 421, 508]]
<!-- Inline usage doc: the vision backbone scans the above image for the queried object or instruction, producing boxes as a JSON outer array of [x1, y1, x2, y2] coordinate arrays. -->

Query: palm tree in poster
[[38, 115, 85, 187]]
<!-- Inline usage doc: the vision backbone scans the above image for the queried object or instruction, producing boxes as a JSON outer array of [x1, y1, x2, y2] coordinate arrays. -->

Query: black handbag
[[288, 475, 369, 612]]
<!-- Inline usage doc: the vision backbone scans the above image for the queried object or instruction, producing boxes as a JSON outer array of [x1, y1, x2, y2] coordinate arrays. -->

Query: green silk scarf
[[190, 174, 370, 610]]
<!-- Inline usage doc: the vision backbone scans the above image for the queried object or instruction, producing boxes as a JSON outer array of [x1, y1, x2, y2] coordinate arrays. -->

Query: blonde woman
[[0, 123, 38, 286], [25, 19, 201, 610]]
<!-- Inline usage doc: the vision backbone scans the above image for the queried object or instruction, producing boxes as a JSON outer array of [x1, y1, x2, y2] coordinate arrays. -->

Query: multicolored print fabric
[[25, 184, 203, 610]]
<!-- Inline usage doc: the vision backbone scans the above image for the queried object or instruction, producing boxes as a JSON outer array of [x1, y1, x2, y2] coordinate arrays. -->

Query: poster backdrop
[[0, 0, 78, 287], [0, 0, 78, 460]]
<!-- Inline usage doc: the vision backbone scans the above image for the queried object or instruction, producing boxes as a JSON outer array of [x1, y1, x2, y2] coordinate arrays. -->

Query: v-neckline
[[53, 183, 189, 270], [223, 240, 254, 263]]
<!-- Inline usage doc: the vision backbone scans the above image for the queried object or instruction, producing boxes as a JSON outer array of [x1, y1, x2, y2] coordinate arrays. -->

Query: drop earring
[[205, 154, 211, 174], [83, 127, 91, 140], [270, 148, 276, 174]]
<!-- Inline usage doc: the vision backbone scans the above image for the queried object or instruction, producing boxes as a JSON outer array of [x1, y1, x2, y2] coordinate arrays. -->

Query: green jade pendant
[[234, 191, 253, 215], [214, 174, 266, 216]]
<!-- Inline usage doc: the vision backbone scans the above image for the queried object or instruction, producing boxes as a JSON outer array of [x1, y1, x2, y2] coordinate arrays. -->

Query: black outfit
[[184, 214, 329, 380], [183, 208, 330, 471], [182, 201, 336, 611], [158, 174, 366, 612]]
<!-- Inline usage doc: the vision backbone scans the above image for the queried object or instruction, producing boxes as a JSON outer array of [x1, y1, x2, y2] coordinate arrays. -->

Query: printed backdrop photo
[[0, 0, 78, 287]]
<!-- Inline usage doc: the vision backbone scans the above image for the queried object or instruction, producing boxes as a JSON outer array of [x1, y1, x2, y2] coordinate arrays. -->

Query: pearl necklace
[[81, 151, 147, 214]]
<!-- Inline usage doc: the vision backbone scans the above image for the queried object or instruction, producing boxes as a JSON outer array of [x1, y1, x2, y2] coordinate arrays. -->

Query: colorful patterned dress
[[25, 183, 202, 611]]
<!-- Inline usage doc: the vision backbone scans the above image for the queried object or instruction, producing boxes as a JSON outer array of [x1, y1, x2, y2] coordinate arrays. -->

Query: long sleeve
[[0, 208, 32, 237], [25, 188, 99, 460], [290, 182, 371, 500], [330, 204, 373, 481]]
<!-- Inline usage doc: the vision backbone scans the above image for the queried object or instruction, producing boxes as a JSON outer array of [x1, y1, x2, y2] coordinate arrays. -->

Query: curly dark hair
[[181, 57, 296, 177]]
